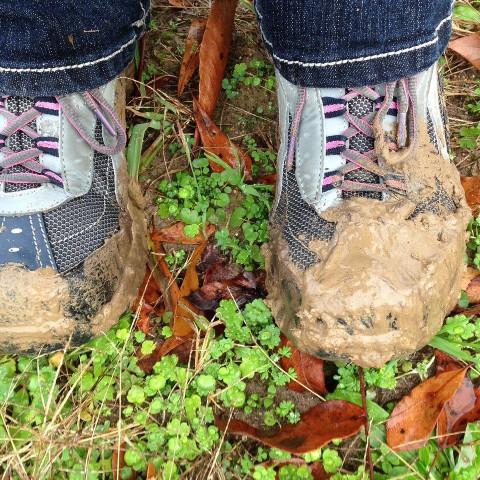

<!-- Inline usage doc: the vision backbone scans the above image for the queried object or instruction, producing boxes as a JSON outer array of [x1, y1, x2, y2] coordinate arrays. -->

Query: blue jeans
[[0, 0, 150, 96], [0, 0, 451, 95], [254, 0, 454, 87]]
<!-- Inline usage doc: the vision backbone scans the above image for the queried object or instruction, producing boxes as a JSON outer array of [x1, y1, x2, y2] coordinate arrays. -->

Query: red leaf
[[386, 367, 469, 451], [152, 221, 214, 245], [215, 400, 365, 454], [258, 173, 277, 186], [449, 34, 480, 71], [461, 176, 480, 215], [193, 96, 252, 180], [198, 0, 237, 117], [278, 334, 328, 395], [178, 18, 207, 96]]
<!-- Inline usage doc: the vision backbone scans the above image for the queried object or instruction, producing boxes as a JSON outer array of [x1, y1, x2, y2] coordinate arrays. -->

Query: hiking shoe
[[0, 80, 147, 354], [264, 64, 471, 368]]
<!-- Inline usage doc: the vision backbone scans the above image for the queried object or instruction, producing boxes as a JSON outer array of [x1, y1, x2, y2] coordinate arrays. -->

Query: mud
[[265, 123, 471, 368]]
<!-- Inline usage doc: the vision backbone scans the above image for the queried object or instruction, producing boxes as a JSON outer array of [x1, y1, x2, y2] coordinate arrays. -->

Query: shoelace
[[0, 89, 126, 187], [287, 78, 419, 197]]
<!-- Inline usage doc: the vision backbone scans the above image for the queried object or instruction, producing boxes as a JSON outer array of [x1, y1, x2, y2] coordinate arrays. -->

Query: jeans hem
[[259, 6, 452, 87]]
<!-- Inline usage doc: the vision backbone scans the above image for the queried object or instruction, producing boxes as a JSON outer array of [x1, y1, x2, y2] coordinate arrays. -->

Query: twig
[[358, 367, 374, 480]]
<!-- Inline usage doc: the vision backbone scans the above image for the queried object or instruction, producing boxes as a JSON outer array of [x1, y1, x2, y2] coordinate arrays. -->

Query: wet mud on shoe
[[264, 64, 471, 368], [0, 79, 147, 354]]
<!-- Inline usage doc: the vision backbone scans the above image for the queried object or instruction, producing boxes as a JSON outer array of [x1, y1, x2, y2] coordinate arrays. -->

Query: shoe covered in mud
[[0, 81, 147, 354], [264, 64, 471, 368]]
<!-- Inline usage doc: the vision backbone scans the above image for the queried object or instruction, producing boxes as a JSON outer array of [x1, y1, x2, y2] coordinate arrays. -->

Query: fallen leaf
[[168, 0, 190, 7], [151, 221, 214, 245], [449, 34, 480, 71], [196, 243, 229, 279], [112, 442, 136, 480], [146, 74, 176, 90], [146, 463, 157, 480], [199, 0, 237, 117], [193, 97, 252, 180], [465, 275, 480, 305], [278, 335, 328, 395], [133, 266, 166, 334], [386, 366, 469, 450], [174, 242, 208, 336], [258, 459, 332, 480], [215, 400, 365, 454], [178, 18, 207, 96], [461, 176, 480, 215], [435, 350, 477, 449], [136, 334, 194, 374], [258, 173, 277, 186]]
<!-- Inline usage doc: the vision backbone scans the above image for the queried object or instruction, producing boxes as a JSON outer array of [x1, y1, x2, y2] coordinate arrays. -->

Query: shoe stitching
[[37, 213, 55, 268], [28, 214, 42, 268]]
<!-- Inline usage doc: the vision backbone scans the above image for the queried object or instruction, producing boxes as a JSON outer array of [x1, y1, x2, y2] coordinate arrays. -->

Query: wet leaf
[[449, 34, 480, 71], [174, 242, 208, 336], [133, 267, 166, 334], [193, 97, 252, 180], [435, 350, 477, 449], [215, 400, 365, 454], [152, 221, 215, 245], [386, 366, 469, 450], [258, 173, 277, 186], [178, 18, 207, 96], [278, 334, 328, 394], [198, 0, 237, 117], [112, 442, 136, 480], [461, 176, 480, 215], [136, 334, 194, 374]]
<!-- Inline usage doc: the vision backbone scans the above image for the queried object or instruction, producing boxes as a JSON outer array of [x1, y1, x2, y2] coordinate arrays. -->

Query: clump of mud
[[265, 124, 471, 368]]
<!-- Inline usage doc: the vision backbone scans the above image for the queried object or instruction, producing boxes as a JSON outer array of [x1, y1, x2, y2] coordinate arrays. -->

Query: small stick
[[359, 366, 374, 480]]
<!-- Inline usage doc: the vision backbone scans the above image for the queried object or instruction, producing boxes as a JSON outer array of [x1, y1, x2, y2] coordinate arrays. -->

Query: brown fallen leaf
[[178, 18, 207, 96], [146, 463, 157, 480], [199, 0, 237, 117], [151, 221, 215, 245], [174, 242, 208, 336], [278, 334, 328, 395], [215, 400, 365, 454], [112, 442, 136, 480], [449, 34, 480, 71], [168, 0, 191, 7], [136, 334, 194, 374], [386, 366, 469, 451], [193, 96, 252, 180], [133, 266, 166, 334], [435, 350, 477, 449], [258, 173, 277, 186], [461, 176, 480, 215]]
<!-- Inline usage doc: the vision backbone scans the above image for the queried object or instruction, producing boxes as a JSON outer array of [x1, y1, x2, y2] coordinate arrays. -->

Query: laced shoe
[[0, 80, 147, 354], [264, 64, 471, 368]]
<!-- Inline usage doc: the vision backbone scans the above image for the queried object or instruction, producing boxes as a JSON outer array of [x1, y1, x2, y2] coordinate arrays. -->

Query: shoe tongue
[[4, 96, 38, 192], [343, 92, 381, 200]]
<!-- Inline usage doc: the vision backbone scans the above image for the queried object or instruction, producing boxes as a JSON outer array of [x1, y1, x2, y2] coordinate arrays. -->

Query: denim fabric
[[255, 0, 453, 87], [0, 0, 150, 96]]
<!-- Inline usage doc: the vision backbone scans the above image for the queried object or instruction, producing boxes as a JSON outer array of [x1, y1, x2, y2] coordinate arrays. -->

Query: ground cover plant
[[5, 1, 480, 479]]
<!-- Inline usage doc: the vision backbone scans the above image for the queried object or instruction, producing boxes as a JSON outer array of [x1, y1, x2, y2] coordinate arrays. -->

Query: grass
[[3, 1, 480, 479]]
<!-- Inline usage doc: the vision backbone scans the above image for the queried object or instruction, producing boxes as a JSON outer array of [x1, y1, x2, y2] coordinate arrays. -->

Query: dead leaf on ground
[[178, 18, 207, 96], [258, 459, 332, 480], [258, 173, 277, 186], [133, 266, 166, 334], [386, 366, 469, 451], [151, 221, 215, 245], [174, 241, 208, 336], [215, 400, 365, 454], [435, 351, 478, 449], [193, 96, 252, 180], [168, 0, 191, 7], [278, 334, 328, 395], [136, 334, 195, 374], [461, 176, 480, 215], [449, 34, 480, 71], [198, 0, 237, 117], [112, 442, 136, 480]]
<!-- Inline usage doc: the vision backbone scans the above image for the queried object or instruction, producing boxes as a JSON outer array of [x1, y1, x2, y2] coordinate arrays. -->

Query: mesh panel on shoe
[[43, 122, 120, 273], [343, 92, 381, 200], [4, 97, 39, 193], [272, 168, 335, 271]]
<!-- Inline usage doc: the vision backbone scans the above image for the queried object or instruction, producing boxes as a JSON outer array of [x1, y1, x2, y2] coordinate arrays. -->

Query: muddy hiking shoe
[[264, 63, 471, 368], [0, 80, 147, 354]]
